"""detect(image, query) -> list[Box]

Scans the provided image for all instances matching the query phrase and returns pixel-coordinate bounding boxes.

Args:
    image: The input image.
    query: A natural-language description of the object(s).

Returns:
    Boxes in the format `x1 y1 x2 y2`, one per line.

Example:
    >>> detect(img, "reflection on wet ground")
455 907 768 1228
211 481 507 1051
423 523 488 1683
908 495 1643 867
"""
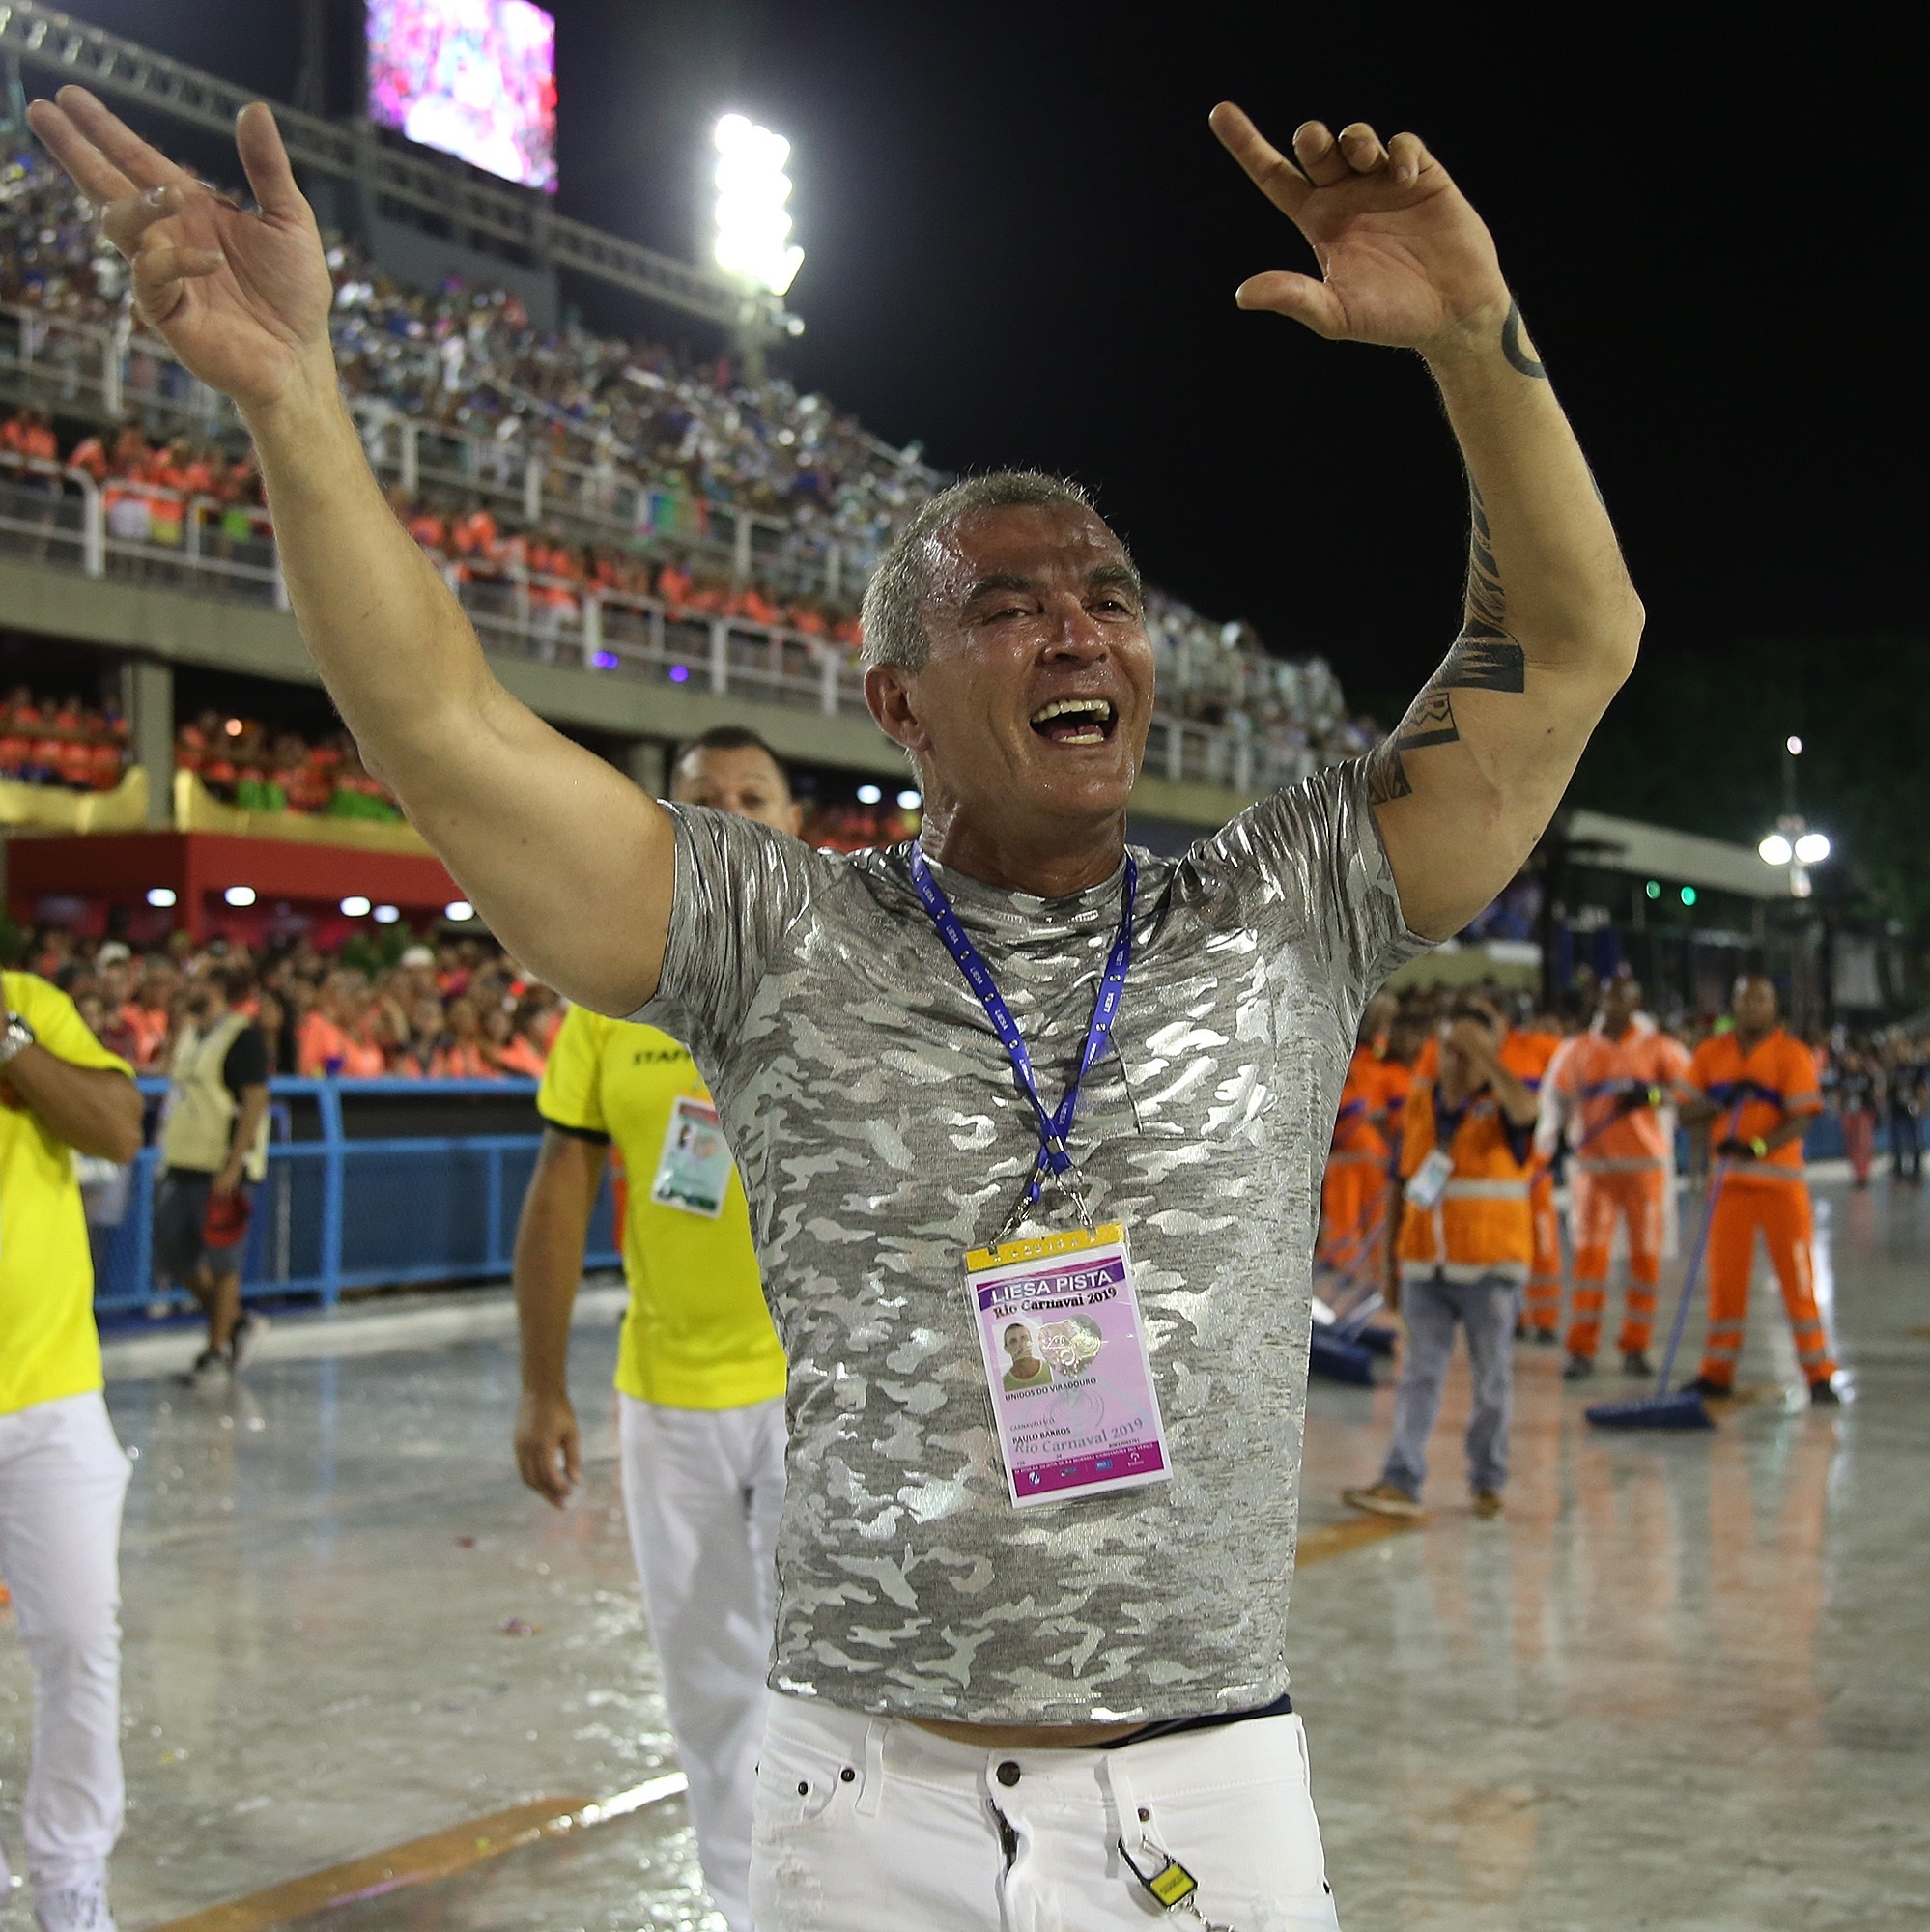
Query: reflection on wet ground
0 1179 1923 1930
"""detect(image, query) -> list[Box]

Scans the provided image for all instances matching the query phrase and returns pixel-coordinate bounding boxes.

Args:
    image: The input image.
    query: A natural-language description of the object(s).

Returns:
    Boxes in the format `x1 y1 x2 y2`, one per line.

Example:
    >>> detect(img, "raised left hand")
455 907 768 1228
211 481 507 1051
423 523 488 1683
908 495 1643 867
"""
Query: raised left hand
1210 104 1516 357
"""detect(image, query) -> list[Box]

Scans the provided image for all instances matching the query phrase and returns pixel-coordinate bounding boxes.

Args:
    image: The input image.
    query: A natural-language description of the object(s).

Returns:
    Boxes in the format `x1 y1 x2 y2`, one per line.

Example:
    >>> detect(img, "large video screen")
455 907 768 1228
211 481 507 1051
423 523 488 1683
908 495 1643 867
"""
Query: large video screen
367 0 558 194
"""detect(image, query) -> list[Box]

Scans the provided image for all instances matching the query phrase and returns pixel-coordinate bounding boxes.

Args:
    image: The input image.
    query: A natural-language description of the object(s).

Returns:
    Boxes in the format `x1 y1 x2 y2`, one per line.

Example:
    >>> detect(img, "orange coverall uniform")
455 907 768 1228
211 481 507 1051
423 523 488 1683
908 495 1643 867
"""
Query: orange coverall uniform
1550 1021 1692 1359
1321 1046 1408 1279
1687 1029 1833 1391
1502 1028 1564 1336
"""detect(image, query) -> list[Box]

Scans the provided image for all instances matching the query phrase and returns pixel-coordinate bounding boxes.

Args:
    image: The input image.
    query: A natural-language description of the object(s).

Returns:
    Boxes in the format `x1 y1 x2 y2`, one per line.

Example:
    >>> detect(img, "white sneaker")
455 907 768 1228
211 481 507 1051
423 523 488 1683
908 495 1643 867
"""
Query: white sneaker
34 1873 119 1932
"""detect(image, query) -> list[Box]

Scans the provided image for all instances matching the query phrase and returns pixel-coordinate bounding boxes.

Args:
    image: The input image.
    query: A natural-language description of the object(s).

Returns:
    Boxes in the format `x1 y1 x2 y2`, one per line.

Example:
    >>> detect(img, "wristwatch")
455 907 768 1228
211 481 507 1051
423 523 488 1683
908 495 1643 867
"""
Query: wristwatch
0 1010 36 1066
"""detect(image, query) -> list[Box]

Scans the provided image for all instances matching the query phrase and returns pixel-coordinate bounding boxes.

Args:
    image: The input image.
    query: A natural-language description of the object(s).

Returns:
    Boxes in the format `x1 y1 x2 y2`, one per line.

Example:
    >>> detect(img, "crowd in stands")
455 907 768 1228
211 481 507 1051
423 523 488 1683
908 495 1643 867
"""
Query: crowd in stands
173 708 403 819
18 924 561 1082
3 149 1383 770
1 669 920 842
0 683 128 790
389 487 866 652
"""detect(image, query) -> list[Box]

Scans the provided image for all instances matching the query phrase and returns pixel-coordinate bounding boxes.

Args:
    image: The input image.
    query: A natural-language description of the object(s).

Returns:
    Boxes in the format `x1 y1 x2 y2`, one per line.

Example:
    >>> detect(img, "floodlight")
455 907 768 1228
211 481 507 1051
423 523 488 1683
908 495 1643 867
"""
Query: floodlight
1794 832 1831 865
445 901 475 922
896 789 922 810
713 113 805 296
1785 735 1802 755
856 783 883 805
341 895 372 917
1758 834 1793 866
373 904 401 924
223 885 256 907
147 887 177 908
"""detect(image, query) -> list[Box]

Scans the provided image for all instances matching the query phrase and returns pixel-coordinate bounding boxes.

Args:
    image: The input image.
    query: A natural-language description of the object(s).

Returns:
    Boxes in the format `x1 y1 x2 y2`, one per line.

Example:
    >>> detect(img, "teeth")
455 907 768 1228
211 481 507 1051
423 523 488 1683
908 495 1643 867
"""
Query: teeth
1030 697 1114 725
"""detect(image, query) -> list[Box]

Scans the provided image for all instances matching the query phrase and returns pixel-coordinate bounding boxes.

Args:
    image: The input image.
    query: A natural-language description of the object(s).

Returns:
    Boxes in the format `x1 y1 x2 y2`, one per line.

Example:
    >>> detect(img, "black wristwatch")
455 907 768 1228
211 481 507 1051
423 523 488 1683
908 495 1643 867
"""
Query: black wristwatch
0 1010 36 1066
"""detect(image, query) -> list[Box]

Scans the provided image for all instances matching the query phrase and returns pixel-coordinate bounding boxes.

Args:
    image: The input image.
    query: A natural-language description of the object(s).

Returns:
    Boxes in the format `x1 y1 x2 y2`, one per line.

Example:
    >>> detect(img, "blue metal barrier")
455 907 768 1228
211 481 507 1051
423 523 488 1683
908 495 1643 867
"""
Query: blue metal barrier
96 1077 622 1313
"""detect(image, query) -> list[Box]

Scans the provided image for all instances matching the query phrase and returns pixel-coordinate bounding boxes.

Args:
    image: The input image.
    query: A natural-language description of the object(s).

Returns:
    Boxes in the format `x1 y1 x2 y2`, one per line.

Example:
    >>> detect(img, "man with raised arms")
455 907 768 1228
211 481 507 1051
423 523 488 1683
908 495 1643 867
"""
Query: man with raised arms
28 87 1641 1926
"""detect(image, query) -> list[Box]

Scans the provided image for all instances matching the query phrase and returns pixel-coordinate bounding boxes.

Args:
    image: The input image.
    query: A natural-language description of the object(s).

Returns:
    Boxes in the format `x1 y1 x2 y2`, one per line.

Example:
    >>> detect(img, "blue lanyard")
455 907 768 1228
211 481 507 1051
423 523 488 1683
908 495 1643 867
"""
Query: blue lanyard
907 844 1137 1216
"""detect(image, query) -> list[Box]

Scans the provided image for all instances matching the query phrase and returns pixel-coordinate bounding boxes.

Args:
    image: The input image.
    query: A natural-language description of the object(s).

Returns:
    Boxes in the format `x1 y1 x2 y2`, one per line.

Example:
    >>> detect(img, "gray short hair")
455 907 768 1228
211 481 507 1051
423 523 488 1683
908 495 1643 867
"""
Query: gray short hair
859 471 1104 674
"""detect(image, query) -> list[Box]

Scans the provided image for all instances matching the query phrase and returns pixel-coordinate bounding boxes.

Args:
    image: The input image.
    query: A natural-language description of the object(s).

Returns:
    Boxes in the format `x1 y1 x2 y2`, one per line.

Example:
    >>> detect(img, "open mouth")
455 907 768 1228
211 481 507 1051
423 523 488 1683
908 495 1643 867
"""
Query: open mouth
1029 696 1118 747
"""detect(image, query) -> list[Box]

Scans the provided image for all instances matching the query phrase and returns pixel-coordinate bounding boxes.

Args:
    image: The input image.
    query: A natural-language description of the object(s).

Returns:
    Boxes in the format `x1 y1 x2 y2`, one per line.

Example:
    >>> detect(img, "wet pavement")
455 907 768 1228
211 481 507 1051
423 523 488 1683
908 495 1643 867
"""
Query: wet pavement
1 1174 1924 1929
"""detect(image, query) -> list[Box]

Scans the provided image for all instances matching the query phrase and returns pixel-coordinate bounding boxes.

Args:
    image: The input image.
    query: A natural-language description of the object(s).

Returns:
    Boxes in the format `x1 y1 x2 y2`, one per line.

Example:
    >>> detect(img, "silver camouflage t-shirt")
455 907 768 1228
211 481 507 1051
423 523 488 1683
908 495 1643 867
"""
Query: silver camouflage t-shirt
640 758 1426 1724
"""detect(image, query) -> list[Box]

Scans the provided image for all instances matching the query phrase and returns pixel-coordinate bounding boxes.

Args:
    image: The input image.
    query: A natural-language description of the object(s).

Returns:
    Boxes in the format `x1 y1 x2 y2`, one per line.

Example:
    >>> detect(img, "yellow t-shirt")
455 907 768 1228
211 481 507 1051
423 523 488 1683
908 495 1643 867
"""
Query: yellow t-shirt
537 1008 785 1410
1 971 134 1416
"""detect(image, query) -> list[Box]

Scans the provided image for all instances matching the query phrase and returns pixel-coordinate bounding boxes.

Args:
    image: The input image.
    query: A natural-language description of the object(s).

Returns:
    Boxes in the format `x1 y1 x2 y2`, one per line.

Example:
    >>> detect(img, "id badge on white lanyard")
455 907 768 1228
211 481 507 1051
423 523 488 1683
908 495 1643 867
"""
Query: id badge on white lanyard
649 1093 733 1217
1405 1146 1455 1209
968 1222 1170 1507
908 847 1173 1508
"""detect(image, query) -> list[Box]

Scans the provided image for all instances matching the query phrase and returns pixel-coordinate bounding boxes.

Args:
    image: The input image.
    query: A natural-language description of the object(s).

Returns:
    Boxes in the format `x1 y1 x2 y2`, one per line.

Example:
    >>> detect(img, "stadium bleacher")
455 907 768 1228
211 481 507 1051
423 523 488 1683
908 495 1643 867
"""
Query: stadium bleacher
1 147 1379 809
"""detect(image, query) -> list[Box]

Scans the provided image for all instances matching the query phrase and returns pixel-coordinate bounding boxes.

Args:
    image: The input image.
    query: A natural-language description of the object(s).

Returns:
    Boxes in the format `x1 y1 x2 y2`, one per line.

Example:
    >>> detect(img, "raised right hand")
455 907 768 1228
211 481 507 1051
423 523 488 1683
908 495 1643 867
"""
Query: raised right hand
26 86 333 414
514 1388 582 1509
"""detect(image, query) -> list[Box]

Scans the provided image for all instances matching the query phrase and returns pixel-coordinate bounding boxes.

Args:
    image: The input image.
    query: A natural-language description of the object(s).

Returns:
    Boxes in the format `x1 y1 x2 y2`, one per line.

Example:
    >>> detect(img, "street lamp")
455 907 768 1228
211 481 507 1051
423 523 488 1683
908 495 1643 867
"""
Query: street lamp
1759 737 1831 898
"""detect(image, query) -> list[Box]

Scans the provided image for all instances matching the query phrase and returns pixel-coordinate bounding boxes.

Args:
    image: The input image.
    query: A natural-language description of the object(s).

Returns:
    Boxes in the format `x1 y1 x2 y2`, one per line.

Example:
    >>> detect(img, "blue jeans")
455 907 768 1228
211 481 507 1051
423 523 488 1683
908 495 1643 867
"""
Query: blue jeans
1382 1271 1518 1498
1890 1105 1921 1181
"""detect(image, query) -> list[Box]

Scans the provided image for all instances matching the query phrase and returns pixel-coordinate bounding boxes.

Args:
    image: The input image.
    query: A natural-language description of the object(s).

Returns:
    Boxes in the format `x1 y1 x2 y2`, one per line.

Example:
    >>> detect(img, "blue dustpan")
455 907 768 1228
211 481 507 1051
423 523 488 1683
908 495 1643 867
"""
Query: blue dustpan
1309 1328 1377 1386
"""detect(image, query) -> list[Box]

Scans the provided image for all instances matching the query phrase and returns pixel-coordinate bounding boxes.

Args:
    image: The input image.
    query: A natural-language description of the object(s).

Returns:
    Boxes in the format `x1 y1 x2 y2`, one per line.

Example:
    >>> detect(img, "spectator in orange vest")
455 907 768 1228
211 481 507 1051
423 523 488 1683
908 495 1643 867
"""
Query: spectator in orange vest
121 960 177 1069
483 1003 547 1077
66 432 109 482
655 557 693 611
1344 993 1540 1520
430 996 497 1078
5 406 59 466
1678 976 1836 1403
296 976 358 1076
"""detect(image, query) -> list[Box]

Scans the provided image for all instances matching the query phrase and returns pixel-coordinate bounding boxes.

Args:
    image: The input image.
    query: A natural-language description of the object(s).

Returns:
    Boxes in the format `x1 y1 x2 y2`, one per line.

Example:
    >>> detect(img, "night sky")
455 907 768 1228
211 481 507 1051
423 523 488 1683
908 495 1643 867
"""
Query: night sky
32 4 1916 726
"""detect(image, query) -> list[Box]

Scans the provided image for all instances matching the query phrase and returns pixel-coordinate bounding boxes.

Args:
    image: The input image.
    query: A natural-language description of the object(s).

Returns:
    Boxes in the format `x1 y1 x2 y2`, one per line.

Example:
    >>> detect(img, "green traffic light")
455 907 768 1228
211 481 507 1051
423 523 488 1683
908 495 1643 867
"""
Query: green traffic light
1681 886 1697 906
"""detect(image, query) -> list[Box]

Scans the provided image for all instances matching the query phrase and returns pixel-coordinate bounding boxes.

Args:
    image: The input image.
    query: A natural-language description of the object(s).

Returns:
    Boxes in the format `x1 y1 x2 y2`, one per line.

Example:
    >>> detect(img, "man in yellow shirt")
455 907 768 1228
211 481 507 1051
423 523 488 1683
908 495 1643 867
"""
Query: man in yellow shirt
513 726 798 1932
0 970 143 1932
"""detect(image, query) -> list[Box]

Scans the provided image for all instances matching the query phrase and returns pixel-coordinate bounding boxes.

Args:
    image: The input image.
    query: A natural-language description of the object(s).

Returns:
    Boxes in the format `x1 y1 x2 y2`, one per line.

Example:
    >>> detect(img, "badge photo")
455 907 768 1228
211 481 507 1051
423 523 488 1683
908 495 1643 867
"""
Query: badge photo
966 1223 1172 1509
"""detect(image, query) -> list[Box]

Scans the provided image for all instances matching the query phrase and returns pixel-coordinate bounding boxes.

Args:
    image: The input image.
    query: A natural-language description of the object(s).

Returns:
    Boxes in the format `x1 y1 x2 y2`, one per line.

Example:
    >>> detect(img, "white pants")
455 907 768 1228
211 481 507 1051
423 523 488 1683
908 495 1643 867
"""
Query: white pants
0 1391 130 1888
750 1693 1346 1931
618 1392 785 1932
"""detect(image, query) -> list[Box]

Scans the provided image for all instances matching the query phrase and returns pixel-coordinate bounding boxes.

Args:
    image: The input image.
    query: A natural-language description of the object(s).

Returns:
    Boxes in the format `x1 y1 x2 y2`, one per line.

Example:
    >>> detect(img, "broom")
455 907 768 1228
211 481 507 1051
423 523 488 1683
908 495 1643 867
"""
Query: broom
1584 1100 1741 1431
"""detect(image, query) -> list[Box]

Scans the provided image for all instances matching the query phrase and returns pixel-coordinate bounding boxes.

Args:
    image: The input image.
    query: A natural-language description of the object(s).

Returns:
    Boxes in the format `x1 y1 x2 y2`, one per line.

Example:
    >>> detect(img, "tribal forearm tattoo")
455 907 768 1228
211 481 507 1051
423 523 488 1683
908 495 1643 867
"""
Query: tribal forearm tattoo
1365 480 1527 806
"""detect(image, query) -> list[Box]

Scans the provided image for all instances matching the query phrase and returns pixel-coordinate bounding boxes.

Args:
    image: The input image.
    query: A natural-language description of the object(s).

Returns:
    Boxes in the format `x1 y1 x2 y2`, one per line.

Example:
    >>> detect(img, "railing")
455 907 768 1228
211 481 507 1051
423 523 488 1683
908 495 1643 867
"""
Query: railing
0 465 1317 793
93 1077 621 1313
0 299 882 599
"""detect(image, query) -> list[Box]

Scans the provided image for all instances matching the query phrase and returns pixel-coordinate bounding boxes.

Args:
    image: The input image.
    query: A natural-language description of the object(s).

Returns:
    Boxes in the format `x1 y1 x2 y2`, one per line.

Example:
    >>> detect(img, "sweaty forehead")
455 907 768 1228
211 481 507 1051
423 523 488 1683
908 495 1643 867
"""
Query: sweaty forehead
921 502 1129 606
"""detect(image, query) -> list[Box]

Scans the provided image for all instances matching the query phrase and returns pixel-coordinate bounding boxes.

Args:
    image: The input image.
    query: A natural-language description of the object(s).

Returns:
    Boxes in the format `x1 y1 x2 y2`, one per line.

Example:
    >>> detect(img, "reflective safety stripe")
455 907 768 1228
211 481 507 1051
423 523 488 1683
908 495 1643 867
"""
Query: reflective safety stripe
1575 1156 1668 1174
1440 1178 1531 1200
1401 1261 1531 1286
